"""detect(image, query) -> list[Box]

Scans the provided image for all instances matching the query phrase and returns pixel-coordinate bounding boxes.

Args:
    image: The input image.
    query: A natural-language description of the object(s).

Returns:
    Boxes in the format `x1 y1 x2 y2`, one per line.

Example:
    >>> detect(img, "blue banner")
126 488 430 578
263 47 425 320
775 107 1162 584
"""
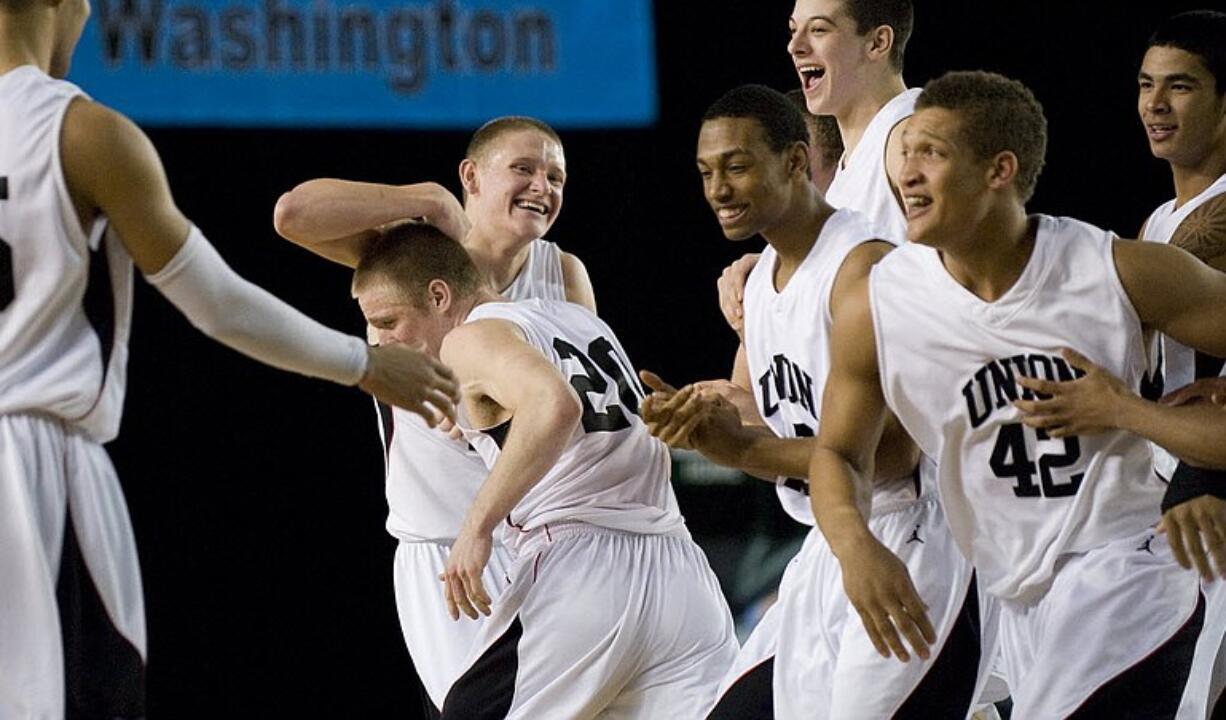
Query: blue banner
68 0 657 127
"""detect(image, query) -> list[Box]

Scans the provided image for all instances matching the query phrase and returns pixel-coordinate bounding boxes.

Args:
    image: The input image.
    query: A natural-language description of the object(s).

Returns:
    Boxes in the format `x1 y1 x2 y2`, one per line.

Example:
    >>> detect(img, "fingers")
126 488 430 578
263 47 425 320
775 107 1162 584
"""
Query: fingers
854 605 894 660
1015 375 1058 397
1166 514 1192 571
1059 347 1095 373
460 569 492 617
1184 524 1215 582
423 389 458 425
639 370 678 395
439 571 462 621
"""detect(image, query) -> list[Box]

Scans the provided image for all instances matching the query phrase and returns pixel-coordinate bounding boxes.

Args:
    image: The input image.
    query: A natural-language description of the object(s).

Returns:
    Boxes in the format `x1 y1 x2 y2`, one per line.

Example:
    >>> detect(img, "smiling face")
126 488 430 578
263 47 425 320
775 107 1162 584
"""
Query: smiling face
897 107 996 248
787 0 874 116
462 128 566 245
1138 45 1226 169
696 117 799 241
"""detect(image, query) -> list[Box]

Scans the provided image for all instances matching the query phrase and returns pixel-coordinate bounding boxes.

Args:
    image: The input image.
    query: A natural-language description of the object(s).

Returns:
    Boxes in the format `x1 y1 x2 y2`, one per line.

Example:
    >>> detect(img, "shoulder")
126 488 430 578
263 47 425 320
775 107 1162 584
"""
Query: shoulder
440 317 527 367
62 99 161 194
559 250 597 312
1172 192 1226 272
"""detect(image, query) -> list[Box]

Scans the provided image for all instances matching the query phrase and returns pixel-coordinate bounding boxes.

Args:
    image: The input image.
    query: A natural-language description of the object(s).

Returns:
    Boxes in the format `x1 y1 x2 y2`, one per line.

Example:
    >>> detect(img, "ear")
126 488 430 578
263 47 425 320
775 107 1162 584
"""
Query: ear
458 158 479 198
426 278 454 313
986 151 1020 192
787 141 811 180
865 24 895 64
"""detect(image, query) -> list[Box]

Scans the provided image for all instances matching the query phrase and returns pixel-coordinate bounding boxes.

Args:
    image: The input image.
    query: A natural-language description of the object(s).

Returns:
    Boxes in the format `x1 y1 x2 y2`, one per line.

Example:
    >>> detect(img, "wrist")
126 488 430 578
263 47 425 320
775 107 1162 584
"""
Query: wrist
821 506 875 561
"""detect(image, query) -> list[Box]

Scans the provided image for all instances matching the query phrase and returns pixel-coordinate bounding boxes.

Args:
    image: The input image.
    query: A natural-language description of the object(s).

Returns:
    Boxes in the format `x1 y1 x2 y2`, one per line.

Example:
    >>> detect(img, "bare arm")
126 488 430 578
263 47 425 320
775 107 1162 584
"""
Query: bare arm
61 98 458 419
809 274 934 662
560 251 597 312
437 318 582 619
1115 239 1226 358
272 179 470 267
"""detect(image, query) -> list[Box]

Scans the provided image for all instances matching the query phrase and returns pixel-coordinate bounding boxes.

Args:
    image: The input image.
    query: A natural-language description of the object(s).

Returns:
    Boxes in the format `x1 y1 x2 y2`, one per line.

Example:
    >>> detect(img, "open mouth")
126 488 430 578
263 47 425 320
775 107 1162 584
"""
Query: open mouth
903 195 932 219
798 65 826 92
1146 123 1177 142
716 204 749 224
514 199 549 216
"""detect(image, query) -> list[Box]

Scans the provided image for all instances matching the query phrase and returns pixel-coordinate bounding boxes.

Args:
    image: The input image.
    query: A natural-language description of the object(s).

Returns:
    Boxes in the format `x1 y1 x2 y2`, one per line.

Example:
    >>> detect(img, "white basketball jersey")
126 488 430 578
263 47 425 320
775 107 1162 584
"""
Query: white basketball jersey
378 238 569 542
825 88 919 243
870 215 1160 602
0 66 133 443
1141 173 1226 479
743 209 893 525
460 298 684 539
501 238 566 300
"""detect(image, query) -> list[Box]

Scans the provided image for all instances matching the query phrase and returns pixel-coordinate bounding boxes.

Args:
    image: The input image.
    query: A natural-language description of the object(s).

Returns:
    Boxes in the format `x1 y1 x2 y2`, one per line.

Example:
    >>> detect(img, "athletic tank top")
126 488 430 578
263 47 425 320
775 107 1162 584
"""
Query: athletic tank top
380 238 569 542
0 66 133 443
502 238 565 301
460 298 684 539
871 215 1159 602
744 209 904 525
1141 173 1226 479
825 88 919 243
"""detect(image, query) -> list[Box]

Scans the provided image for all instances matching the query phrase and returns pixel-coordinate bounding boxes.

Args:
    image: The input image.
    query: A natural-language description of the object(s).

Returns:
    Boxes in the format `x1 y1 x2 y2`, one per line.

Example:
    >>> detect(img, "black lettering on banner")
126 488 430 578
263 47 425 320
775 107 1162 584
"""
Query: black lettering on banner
989 422 1084 498
0 176 12 311
553 337 644 433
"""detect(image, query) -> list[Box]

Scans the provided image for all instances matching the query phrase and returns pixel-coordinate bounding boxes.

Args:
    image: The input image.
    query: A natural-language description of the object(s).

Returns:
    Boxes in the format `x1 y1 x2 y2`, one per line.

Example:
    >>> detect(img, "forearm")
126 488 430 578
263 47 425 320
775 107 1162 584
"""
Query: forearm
147 226 367 385
1119 394 1226 469
274 180 458 247
809 446 875 559
699 426 812 479
461 396 581 534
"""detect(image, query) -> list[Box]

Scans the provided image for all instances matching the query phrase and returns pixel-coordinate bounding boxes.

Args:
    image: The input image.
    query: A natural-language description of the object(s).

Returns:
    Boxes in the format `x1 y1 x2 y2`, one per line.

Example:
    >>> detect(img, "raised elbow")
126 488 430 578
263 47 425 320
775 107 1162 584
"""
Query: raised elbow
272 188 311 240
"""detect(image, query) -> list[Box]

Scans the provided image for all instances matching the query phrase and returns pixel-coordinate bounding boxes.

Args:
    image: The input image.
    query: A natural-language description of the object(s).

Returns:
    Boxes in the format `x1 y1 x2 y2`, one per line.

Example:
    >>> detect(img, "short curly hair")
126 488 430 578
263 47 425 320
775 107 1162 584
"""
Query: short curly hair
786 88 844 167
703 84 809 154
916 71 1048 203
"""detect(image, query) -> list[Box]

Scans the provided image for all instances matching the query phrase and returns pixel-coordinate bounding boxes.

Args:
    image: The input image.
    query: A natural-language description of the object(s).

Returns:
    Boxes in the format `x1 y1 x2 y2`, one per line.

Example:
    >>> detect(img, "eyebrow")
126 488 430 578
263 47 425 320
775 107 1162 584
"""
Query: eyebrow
792 14 838 25
697 148 754 163
1138 71 1203 84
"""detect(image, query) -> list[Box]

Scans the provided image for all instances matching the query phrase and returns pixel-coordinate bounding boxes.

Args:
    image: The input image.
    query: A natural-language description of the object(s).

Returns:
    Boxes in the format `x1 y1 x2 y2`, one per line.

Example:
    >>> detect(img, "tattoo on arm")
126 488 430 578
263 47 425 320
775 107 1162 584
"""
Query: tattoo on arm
1172 194 1226 266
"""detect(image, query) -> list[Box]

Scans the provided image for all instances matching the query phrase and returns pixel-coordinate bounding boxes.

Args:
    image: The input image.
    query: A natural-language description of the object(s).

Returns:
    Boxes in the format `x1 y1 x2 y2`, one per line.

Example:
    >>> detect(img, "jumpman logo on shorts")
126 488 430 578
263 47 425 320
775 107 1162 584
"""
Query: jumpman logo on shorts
906 524 924 544
1137 535 1155 554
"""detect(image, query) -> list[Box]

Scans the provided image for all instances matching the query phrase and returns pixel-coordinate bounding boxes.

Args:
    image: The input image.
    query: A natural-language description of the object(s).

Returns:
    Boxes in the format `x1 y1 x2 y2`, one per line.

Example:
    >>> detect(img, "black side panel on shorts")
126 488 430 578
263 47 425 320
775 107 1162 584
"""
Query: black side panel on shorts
707 657 775 720
893 575 981 719
57 510 146 720
439 616 523 719
1070 592 1205 719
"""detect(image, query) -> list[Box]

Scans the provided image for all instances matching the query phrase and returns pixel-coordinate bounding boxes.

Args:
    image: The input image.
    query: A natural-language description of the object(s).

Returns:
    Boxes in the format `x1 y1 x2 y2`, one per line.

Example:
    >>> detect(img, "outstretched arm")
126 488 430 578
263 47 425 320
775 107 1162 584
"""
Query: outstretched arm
273 179 470 267
61 98 458 421
810 275 935 662
437 318 582 620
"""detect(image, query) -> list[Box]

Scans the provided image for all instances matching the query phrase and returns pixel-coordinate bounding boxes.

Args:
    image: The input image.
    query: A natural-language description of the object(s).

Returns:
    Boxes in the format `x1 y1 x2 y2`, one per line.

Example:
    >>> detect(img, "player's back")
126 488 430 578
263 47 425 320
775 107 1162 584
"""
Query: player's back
0 66 131 442
462 298 684 539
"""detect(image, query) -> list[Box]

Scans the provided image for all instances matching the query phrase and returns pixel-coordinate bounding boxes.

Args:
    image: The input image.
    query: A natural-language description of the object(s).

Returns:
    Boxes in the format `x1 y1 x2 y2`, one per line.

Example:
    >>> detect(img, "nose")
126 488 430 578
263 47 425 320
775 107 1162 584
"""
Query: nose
787 28 807 58
1145 86 1170 115
898 154 921 189
707 172 732 203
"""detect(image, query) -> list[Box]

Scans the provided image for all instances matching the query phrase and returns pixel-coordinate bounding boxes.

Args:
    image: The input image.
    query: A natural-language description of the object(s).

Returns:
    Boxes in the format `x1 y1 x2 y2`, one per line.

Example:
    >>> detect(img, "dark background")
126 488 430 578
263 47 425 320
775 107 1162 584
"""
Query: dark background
100 0 1215 715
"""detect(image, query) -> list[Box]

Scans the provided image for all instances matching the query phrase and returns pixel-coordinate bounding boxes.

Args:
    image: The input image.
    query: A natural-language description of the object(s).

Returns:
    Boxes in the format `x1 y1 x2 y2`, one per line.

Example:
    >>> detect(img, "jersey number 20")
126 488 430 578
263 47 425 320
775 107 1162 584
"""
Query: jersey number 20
553 337 643 433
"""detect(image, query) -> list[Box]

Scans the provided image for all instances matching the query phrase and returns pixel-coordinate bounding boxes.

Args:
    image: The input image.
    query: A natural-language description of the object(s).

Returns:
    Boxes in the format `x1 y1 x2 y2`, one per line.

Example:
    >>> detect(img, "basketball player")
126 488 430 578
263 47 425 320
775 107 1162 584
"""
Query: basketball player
810 70 1226 718
643 84 986 719
0 0 459 715
273 117 598 714
719 0 916 349
348 223 737 718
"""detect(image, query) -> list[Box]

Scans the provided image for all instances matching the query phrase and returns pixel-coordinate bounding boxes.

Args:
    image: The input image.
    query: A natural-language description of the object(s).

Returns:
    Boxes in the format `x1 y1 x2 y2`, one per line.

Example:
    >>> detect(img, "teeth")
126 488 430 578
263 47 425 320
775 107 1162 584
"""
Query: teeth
718 206 745 219
514 200 548 214
904 196 931 207
797 65 824 78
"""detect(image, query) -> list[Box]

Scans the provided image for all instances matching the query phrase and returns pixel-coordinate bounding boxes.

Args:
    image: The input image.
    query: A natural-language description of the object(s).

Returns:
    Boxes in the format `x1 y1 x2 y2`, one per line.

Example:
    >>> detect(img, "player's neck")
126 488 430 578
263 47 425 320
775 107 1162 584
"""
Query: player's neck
1169 144 1226 208
939 206 1034 303
464 225 534 294
455 289 502 324
836 75 906 162
0 15 53 75
763 185 833 289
